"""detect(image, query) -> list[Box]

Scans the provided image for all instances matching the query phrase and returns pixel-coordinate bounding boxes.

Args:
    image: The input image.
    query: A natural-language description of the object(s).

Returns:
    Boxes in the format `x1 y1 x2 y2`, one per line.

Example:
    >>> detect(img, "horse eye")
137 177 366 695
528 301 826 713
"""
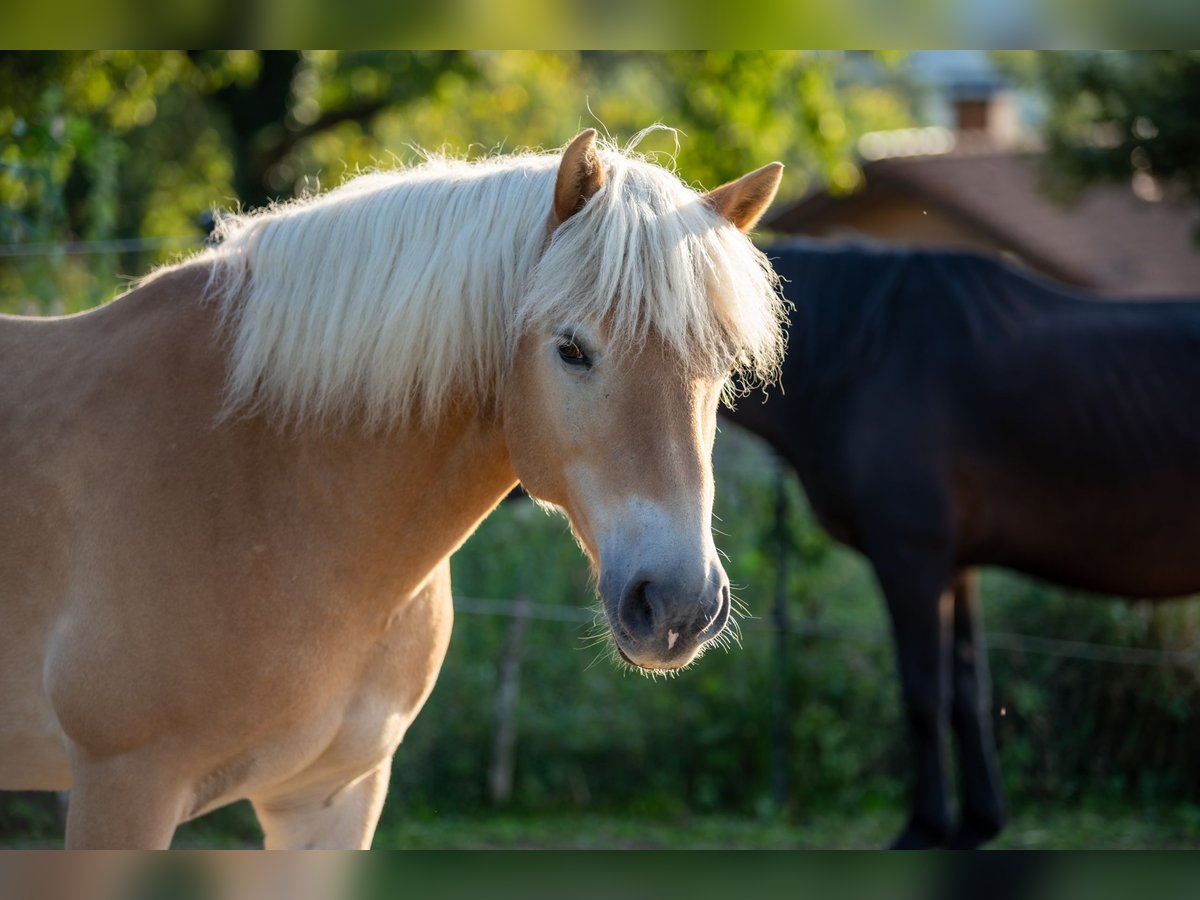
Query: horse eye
557 339 590 368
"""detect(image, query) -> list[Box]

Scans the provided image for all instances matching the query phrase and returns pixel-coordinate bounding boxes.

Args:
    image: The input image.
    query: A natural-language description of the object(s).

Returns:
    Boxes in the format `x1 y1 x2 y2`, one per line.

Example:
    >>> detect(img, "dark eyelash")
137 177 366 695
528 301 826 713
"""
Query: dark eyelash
557 338 591 369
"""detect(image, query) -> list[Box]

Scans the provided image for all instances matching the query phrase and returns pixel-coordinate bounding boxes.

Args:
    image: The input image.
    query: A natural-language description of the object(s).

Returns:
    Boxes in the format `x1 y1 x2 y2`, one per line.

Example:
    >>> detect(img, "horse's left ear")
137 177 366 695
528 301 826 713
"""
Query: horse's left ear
551 129 606 228
704 162 784 233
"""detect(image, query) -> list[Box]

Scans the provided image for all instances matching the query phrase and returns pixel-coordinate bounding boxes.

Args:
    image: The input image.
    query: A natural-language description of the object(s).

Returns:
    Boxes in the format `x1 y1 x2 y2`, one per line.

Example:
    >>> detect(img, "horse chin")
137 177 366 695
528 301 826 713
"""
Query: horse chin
612 635 703 672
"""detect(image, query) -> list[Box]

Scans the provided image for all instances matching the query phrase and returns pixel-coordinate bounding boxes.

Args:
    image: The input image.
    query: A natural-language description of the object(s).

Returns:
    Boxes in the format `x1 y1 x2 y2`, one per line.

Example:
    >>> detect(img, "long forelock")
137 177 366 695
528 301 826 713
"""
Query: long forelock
517 148 787 399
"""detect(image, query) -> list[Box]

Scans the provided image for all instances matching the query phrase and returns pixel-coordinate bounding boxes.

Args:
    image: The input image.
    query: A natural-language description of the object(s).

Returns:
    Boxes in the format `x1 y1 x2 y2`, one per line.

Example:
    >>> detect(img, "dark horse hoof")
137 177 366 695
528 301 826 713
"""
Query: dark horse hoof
946 815 1005 850
888 819 950 849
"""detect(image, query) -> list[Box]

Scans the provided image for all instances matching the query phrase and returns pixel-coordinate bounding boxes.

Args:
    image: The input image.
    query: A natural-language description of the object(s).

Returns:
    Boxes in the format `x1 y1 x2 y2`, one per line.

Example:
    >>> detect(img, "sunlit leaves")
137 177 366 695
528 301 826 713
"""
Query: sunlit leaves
1 51 914 314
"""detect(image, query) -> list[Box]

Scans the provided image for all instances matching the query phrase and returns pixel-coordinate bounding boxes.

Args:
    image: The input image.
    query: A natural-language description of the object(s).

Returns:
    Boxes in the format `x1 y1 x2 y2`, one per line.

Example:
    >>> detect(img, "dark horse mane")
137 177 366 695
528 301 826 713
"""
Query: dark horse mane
764 237 1114 390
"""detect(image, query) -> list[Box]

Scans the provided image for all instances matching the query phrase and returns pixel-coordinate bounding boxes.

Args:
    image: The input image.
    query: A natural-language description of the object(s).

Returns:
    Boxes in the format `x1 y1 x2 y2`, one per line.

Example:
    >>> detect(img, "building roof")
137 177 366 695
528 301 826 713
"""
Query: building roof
764 150 1200 297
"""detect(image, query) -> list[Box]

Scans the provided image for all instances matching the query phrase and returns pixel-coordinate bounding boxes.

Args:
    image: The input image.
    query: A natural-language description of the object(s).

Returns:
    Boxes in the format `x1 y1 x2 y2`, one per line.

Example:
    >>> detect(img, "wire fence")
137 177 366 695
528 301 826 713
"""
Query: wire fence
453 594 1200 669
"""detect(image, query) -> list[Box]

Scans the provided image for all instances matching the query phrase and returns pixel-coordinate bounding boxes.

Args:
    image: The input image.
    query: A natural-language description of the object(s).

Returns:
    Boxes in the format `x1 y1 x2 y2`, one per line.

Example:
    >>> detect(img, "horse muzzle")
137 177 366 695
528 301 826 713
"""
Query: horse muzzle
599 564 731 670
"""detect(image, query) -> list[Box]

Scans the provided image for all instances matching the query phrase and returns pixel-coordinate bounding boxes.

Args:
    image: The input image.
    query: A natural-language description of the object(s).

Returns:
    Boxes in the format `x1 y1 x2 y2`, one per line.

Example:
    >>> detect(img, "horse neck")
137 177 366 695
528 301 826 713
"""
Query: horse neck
111 266 518 607
776 245 906 396
270 402 518 593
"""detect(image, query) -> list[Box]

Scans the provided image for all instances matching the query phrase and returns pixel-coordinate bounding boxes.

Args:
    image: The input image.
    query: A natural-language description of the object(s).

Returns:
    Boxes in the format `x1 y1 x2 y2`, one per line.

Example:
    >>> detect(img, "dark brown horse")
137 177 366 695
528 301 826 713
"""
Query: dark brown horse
725 238 1200 848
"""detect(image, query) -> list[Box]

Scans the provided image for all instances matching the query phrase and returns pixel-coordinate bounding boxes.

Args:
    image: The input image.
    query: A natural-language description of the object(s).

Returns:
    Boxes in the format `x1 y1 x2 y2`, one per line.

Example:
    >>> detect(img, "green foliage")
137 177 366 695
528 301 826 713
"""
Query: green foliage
1 51 911 315
0 792 59 845
986 573 1200 804
999 51 1200 230
0 51 250 312
645 51 908 195
369 52 909 196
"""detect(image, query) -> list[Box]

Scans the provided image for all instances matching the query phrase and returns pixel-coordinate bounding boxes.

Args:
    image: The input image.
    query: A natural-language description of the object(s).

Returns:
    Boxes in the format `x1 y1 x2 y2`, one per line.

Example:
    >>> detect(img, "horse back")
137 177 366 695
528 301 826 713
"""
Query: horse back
752 280 1200 598
943 296 1200 594
2 265 217 576
0 264 225 561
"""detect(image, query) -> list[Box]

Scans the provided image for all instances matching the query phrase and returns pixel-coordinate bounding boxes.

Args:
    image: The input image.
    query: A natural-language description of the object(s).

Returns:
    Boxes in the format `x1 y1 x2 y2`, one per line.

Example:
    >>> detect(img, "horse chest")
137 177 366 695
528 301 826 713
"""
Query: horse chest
774 408 866 550
272 568 453 785
188 579 453 816
789 452 863 549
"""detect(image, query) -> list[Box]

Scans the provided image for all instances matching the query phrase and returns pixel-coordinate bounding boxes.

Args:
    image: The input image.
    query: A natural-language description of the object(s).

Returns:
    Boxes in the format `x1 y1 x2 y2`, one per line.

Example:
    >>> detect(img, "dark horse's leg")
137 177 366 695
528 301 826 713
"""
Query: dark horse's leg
947 569 1006 848
869 542 955 848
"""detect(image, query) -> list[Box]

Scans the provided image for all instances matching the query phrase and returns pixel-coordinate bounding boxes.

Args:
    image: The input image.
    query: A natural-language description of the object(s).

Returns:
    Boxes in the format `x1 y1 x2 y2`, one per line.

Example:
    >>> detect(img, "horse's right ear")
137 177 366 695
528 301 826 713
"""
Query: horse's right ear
704 162 784 233
550 129 605 228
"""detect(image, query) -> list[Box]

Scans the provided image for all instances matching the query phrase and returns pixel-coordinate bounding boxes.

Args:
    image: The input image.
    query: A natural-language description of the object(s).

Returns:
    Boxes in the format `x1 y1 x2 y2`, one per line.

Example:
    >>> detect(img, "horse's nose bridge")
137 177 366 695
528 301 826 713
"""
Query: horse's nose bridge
616 443 714 552
612 369 712 497
596 491 732 666
592 487 715 600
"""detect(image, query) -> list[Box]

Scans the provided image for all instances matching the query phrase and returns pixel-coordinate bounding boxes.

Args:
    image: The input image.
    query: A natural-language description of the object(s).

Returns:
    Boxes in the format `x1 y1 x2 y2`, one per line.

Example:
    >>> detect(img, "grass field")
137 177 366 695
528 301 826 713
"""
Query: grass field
373 807 1200 850
155 803 1200 849
4 801 1195 848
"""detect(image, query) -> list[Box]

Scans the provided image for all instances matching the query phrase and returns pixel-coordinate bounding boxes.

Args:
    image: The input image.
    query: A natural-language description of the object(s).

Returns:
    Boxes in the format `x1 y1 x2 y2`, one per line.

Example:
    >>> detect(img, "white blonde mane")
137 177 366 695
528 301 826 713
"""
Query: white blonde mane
190 135 785 428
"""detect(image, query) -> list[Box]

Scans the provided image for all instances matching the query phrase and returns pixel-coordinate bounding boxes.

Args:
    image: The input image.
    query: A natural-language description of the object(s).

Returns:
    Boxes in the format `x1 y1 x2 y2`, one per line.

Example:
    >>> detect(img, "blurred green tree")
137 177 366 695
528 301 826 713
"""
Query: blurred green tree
0 51 911 313
1001 51 1200 232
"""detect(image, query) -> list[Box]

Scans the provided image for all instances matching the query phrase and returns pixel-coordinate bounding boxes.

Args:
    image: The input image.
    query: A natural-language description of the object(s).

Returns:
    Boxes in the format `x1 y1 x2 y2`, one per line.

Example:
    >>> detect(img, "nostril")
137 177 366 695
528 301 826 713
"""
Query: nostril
618 580 656 638
699 582 731 634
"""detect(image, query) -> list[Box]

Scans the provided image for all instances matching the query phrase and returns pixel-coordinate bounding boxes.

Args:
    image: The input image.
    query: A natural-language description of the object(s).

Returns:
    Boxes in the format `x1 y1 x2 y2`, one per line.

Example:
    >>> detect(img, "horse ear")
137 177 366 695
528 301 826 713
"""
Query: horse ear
551 129 605 228
704 162 784 233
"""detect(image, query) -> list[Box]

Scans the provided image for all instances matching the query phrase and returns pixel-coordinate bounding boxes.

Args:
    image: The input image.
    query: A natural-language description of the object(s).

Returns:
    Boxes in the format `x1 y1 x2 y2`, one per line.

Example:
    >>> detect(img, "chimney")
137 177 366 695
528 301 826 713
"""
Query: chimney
951 85 1019 148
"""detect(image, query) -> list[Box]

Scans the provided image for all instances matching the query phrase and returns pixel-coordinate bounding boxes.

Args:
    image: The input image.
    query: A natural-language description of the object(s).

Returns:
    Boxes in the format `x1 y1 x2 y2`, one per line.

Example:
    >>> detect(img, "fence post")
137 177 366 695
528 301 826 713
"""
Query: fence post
771 456 792 812
489 595 531 805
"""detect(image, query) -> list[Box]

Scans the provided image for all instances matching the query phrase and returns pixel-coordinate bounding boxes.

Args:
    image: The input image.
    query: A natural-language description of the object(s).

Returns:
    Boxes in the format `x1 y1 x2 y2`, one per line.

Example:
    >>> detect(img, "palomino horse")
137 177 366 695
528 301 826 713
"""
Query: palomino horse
0 130 786 848
725 238 1200 849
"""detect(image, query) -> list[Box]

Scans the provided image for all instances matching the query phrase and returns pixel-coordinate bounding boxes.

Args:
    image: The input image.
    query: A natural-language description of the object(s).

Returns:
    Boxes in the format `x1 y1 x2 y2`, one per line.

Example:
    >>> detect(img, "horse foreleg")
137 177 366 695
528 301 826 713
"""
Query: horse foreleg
65 751 187 849
947 568 1006 848
869 544 955 849
215 850 354 899
252 761 392 849
6 850 142 898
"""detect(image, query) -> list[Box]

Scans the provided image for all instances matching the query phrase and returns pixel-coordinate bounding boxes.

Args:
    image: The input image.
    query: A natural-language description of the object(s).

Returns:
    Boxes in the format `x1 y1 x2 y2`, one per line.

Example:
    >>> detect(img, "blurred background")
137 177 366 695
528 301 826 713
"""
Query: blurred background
3 50 1200 848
